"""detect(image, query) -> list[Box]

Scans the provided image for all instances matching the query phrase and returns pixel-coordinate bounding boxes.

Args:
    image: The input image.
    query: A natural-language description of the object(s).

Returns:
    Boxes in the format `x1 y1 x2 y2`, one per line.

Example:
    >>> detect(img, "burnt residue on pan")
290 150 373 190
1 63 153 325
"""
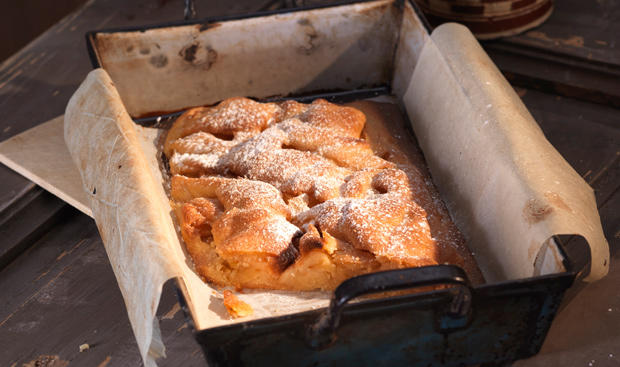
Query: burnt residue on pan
94 33 158 63
523 198 554 224
150 54 169 68
181 43 199 62
296 18 320 55
198 22 221 32
179 42 218 69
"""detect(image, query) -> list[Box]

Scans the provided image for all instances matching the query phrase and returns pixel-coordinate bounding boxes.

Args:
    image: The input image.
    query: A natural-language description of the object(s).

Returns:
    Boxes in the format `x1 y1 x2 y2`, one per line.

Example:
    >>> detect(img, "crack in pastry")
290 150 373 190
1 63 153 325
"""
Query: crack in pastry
165 97 482 290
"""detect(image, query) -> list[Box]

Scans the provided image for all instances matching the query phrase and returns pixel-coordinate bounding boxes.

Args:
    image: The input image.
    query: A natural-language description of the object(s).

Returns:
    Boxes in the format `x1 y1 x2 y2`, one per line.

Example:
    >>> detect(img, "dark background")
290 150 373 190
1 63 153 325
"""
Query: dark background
0 0 88 63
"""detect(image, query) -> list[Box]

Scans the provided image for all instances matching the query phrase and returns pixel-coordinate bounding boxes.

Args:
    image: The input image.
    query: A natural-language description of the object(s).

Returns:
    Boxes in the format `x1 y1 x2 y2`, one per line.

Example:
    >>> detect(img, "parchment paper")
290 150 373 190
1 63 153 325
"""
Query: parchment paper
0 21 608 367
0 116 91 216
402 23 609 283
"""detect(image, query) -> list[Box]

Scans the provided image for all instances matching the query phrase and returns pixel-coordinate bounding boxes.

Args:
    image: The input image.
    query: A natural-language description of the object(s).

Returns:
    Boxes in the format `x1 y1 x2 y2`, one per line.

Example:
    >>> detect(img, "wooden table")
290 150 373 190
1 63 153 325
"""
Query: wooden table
0 1 618 366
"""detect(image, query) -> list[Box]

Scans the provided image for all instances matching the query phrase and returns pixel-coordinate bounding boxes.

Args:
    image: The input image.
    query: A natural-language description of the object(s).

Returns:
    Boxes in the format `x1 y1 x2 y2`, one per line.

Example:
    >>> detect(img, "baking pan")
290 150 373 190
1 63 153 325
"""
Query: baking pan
78 0 606 365
182 265 574 366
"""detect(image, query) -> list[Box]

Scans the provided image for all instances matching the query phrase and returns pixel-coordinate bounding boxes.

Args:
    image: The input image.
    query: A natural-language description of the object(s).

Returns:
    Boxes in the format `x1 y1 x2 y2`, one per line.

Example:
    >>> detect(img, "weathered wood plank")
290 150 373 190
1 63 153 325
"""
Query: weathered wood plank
483 0 620 107
501 0 620 67
485 46 620 108
0 209 142 366
0 188 67 270
0 0 88 63
518 88 620 203
0 209 202 366
0 169 36 213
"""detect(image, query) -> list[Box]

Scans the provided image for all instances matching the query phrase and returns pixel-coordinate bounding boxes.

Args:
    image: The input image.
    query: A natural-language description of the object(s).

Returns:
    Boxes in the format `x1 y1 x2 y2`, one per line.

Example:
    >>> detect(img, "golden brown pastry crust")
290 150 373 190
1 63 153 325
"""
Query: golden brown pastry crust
165 97 483 290
222 290 253 318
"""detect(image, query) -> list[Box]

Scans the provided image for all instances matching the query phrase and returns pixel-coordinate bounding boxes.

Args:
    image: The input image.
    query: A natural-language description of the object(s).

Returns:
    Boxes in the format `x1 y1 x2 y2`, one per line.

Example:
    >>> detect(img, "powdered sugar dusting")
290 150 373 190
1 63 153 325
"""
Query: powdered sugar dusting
266 217 301 246
165 97 479 287
170 152 220 174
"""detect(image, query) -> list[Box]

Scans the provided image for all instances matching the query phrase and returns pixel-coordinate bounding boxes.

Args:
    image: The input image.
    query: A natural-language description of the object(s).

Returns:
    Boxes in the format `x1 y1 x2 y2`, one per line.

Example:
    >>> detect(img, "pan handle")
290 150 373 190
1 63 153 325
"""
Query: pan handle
306 265 472 349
